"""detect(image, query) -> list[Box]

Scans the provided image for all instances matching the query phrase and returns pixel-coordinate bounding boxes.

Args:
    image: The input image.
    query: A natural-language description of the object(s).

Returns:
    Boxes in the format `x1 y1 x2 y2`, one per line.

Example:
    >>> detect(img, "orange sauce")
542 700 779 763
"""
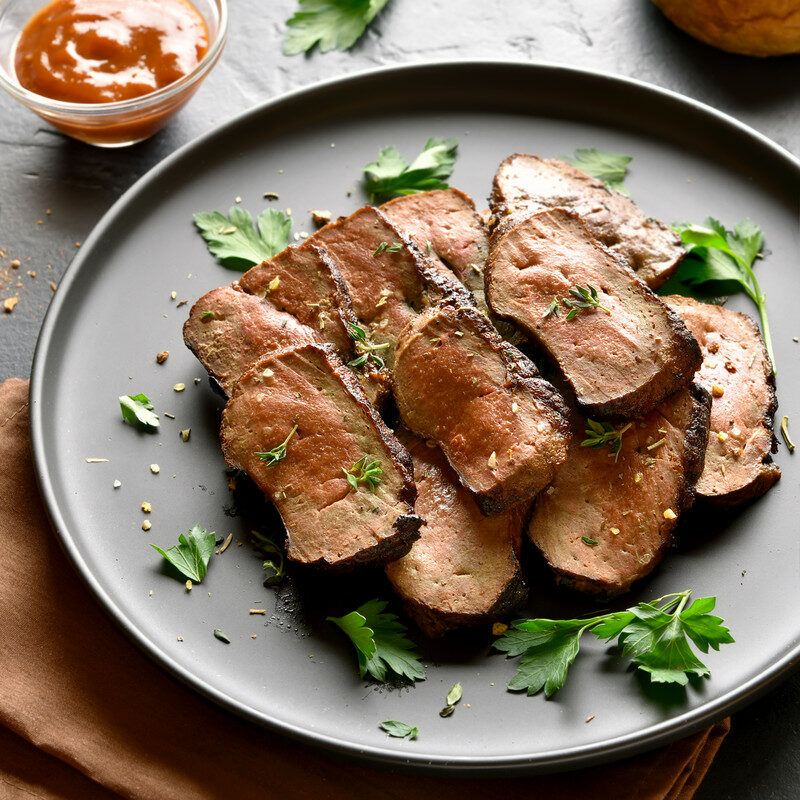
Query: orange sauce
15 0 209 104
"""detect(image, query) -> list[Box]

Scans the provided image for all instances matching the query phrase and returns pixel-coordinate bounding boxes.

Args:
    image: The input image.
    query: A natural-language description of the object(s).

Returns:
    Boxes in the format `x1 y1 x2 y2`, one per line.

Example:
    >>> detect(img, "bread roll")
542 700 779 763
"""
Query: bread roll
653 0 800 56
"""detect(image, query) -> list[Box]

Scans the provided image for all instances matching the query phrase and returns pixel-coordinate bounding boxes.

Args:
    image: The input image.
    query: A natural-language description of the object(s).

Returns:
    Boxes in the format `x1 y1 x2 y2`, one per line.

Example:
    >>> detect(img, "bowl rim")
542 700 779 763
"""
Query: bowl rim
0 0 228 114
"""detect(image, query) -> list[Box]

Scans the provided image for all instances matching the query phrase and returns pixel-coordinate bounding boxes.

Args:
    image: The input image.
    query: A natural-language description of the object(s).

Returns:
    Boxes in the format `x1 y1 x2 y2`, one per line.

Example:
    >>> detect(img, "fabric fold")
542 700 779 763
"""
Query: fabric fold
0 378 728 800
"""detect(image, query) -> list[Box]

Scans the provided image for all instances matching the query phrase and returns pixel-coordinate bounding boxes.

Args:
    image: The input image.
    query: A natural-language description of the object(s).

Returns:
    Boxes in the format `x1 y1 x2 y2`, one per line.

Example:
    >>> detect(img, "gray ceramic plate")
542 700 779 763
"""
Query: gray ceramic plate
30 62 800 773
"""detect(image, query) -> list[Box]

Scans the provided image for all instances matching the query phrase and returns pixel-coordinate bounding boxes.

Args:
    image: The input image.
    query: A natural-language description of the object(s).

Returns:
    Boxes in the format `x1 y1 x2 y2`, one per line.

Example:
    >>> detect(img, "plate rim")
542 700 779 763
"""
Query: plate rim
29 59 800 773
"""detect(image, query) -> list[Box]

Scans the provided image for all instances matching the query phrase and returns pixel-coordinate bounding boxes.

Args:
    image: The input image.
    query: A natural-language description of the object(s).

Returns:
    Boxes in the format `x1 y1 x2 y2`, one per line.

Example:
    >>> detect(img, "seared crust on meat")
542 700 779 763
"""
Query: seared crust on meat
529 382 711 597
665 295 781 505
381 188 490 312
490 154 684 288
309 206 474 366
240 242 356 356
221 343 422 569
394 301 572 514
386 431 527 637
183 285 317 395
486 209 702 419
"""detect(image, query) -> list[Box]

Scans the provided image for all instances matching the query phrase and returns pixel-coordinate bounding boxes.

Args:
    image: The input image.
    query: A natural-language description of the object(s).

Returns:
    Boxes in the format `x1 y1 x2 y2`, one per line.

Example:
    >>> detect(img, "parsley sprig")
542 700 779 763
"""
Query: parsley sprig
193 207 292 270
363 137 458 203
119 393 159 432
151 525 216 583
347 322 390 370
343 455 383 492
328 599 425 683
581 419 633 462
283 0 391 55
565 147 632 195
494 590 734 698
659 217 774 372
256 424 299 467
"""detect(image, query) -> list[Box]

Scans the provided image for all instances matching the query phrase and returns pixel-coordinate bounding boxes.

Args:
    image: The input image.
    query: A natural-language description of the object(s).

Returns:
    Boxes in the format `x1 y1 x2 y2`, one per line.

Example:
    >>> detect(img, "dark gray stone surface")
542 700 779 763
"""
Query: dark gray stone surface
1 1 798 795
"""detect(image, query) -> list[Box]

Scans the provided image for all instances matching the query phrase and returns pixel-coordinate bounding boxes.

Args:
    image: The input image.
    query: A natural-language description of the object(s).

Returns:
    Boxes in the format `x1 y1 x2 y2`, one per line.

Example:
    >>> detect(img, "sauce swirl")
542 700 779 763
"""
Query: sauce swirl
15 0 209 104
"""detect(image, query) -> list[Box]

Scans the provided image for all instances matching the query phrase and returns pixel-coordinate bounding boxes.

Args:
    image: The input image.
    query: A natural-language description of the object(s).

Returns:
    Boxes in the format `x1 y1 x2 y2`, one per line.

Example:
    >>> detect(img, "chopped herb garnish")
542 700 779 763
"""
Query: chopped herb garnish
250 530 286 585
380 720 418 740
781 415 795 453
200 310 215 320
581 536 599 546
581 419 632 462
363 137 458 203
347 322 390 370
151 525 216 583
213 628 231 644
256 424 299 467
564 148 632 195
328 599 425 683
562 284 611 320
283 0 391 55
440 681 462 716
446 682 463 705
493 590 734 697
119 393 160 432
343 455 383 492
193 207 292 270
543 297 560 319
658 218 774 372
373 241 403 255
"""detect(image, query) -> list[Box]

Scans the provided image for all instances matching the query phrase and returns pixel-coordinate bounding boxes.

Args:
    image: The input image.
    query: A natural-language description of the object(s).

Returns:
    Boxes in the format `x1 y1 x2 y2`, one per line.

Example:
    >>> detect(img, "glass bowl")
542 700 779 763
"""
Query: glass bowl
0 0 228 147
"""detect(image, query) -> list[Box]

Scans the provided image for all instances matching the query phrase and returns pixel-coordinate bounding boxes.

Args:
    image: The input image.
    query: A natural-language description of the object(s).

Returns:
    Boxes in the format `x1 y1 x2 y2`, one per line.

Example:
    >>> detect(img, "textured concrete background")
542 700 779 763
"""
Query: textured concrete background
1 1 799 795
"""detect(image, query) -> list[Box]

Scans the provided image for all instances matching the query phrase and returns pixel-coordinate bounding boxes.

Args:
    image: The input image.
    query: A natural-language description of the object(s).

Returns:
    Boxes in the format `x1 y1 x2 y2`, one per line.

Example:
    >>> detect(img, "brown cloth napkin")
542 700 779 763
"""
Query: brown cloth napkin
0 378 729 800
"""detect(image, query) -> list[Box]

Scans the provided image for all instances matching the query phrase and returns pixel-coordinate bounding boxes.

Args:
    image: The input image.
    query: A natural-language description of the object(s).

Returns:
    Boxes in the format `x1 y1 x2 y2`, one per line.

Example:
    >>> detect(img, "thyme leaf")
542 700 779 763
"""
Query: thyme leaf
343 455 383 492
256 424 299 467
580 419 632 462
562 284 611 320
347 322 390 371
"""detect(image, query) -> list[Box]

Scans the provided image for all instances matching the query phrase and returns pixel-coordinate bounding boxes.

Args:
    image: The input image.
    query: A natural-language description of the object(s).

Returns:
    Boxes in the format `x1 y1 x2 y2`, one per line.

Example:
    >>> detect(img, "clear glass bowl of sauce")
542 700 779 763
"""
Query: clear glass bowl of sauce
0 0 227 146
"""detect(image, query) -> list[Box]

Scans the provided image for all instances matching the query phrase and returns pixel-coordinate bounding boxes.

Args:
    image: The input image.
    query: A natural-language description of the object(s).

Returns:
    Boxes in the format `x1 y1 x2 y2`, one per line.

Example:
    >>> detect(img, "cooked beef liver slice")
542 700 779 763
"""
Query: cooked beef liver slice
386 431 527 637
529 383 711 597
491 154 684 288
381 188 490 312
239 242 355 356
183 285 316 395
310 206 470 370
665 295 780 505
487 208 701 419
221 343 422 568
393 301 571 514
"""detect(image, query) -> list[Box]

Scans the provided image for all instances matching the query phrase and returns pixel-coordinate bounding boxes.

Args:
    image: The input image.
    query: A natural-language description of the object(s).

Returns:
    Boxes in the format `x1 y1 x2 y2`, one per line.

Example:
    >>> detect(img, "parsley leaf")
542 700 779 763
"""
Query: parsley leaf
119 393 159 432
565 147 632 195
380 720 418 739
193 207 292 271
363 137 458 203
151 525 216 583
283 0 390 55
658 217 774 371
328 599 425 683
493 591 733 697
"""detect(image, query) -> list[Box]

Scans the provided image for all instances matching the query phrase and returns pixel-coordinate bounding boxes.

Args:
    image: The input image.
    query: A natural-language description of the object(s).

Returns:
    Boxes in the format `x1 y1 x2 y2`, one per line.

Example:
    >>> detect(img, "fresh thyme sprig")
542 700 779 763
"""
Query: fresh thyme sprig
256 424 298 467
343 455 383 492
562 284 611 320
581 419 633 462
542 297 560 319
347 322 390 370
250 530 285 585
